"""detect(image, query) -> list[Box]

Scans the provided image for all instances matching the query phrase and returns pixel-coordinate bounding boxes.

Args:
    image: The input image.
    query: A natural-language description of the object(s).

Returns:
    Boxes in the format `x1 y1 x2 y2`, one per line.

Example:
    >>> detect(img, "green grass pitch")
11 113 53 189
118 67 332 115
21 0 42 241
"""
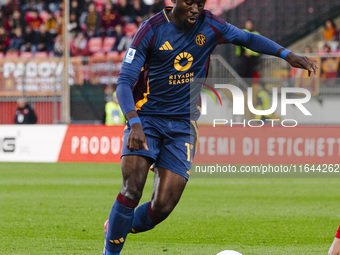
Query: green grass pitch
0 162 339 254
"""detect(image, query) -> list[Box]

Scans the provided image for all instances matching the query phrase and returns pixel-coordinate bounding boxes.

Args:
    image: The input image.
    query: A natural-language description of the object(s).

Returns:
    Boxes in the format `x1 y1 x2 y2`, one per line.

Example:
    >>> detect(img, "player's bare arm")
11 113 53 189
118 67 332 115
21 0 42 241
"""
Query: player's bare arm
125 111 148 152
328 237 340 255
329 226 340 255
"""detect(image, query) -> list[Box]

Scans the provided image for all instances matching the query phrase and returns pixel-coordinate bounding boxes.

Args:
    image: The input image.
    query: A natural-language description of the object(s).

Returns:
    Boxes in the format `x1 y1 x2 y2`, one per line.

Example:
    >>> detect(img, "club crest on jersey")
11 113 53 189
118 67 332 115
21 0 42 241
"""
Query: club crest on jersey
174 52 193 72
195 34 206 46
124 48 136 63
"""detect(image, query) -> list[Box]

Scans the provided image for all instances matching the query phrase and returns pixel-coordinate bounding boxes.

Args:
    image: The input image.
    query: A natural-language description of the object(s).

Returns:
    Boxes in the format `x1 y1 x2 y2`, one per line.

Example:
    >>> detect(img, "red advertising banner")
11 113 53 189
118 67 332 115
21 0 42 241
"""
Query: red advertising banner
58 125 125 163
194 126 340 164
58 125 340 164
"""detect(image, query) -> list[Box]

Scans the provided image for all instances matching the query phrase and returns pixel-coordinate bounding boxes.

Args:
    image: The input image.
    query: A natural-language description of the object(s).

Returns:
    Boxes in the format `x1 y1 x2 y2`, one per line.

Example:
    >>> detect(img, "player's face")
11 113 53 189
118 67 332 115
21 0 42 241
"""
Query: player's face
171 0 205 29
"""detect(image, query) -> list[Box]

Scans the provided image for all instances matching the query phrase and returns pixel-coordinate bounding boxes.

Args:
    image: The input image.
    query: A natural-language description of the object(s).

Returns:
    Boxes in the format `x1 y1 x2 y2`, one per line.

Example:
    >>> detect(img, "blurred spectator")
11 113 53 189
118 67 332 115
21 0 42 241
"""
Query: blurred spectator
323 43 332 53
1 0 18 17
100 2 124 37
116 0 135 24
46 0 61 14
81 3 100 37
36 24 54 53
55 14 63 35
304 46 313 54
54 34 63 57
69 12 81 37
112 24 131 52
14 98 37 124
35 0 48 13
324 20 339 42
0 11 9 30
45 11 57 38
8 10 25 34
8 27 23 51
104 92 125 125
21 25 37 53
70 0 82 20
0 26 9 53
254 82 271 121
150 0 164 16
70 32 89 56
83 0 92 13
235 19 261 82
132 0 149 24
26 9 44 31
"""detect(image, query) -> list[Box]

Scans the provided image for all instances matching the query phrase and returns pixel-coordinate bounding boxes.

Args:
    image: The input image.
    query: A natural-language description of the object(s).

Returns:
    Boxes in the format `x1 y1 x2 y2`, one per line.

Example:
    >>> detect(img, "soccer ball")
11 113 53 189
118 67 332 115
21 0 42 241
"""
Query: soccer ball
216 250 243 255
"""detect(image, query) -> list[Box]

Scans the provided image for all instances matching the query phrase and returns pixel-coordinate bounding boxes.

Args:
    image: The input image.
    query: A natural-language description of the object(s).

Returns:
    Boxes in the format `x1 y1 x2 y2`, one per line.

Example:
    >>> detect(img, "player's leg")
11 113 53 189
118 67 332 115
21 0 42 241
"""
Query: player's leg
131 167 187 233
130 118 196 234
104 155 153 255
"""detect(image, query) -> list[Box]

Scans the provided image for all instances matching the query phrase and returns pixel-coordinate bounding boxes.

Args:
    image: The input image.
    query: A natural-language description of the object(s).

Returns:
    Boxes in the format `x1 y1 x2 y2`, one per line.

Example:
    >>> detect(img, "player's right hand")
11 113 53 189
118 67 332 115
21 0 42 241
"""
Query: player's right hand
127 123 149 152
285 52 319 76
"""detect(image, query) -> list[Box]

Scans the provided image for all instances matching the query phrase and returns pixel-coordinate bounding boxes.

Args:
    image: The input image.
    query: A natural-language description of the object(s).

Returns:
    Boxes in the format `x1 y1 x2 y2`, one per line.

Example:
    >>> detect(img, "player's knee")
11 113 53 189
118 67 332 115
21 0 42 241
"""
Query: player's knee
120 186 143 202
151 198 177 220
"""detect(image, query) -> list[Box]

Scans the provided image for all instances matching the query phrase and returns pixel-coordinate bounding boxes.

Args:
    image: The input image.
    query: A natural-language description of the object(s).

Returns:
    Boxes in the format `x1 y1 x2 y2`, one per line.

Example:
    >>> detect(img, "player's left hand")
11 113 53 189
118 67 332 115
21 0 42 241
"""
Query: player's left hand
285 52 319 77
328 237 340 255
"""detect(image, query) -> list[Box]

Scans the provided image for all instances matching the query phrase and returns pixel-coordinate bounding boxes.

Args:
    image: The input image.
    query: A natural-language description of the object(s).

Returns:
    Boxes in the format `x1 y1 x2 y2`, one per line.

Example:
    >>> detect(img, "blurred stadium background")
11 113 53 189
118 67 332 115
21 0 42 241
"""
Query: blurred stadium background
0 0 339 125
1 1 340 254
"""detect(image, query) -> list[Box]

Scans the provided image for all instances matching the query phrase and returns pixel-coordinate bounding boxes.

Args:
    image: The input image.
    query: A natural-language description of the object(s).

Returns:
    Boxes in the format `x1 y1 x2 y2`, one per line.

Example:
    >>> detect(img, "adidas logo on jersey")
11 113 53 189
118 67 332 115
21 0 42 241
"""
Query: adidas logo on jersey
159 41 173 50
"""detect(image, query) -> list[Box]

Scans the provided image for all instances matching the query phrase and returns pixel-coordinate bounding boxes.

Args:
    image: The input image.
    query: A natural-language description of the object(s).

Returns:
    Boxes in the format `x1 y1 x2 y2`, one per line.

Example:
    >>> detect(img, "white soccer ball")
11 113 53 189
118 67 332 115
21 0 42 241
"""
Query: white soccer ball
216 250 243 255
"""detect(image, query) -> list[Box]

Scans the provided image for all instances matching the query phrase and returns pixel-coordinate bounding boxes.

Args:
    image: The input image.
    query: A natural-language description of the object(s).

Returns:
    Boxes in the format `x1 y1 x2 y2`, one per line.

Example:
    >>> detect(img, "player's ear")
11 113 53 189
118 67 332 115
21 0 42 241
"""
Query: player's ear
171 0 176 4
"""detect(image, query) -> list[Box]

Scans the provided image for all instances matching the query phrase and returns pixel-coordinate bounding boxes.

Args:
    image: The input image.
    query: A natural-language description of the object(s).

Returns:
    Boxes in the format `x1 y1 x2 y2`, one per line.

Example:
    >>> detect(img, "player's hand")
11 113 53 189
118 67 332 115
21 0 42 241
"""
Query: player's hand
126 123 149 152
285 52 319 77
328 237 340 255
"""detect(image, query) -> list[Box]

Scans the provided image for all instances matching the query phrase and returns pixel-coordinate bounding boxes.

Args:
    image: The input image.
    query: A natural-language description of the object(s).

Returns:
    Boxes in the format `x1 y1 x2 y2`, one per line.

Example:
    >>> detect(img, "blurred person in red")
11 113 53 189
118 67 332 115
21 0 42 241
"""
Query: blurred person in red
14 98 37 124
70 32 89 56
26 9 43 31
328 225 340 255
100 2 124 37
0 26 10 54
0 11 9 31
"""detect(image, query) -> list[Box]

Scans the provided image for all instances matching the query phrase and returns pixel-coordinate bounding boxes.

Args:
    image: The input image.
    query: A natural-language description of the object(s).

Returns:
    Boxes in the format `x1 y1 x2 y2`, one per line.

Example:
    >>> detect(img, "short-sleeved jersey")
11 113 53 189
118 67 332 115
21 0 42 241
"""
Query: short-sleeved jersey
117 7 280 120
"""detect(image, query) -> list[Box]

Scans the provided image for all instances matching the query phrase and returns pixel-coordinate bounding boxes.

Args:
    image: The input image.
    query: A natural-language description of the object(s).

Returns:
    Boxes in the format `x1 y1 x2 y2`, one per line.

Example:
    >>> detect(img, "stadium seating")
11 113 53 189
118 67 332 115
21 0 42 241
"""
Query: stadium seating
107 51 120 58
20 52 33 59
93 51 105 57
5 52 19 58
35 52 48 58
103 37 117 52
88 37 103 54
124 23 138 38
